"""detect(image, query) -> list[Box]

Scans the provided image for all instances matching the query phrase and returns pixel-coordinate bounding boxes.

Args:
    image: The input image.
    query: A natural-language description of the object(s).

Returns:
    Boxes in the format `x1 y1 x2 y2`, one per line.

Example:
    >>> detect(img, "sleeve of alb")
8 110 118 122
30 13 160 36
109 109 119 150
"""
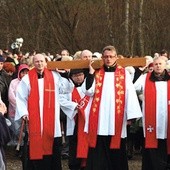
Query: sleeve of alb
86 73 95 90
59 72 69 79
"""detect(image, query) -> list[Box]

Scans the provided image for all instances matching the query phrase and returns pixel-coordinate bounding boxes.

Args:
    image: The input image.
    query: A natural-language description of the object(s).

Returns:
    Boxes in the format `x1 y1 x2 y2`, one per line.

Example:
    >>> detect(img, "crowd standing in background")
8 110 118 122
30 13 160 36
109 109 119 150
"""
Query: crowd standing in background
0 47 169 170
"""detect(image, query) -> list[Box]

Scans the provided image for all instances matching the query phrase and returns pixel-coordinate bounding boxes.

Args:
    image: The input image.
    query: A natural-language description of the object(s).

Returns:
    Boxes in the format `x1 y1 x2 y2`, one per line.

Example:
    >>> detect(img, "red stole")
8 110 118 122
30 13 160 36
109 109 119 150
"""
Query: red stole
72 87 90 158
88 66 125 149
145 73 170 154
28 68 55 160
168 83 170 155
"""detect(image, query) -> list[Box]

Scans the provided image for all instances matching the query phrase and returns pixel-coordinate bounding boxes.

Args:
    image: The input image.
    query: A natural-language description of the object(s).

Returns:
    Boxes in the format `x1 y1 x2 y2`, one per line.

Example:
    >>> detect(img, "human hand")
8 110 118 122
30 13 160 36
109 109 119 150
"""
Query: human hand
56 68 68 73
0 102 7 115
22 115 29 121
89 60 95 74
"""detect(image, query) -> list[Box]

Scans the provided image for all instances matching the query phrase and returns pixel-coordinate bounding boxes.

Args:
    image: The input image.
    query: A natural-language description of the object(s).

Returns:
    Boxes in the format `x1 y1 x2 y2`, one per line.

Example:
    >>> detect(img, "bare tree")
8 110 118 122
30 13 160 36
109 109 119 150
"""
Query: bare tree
138 0 144 56
104 0 114 44
124 0 130 55
34 0 82 53
0 0 169 55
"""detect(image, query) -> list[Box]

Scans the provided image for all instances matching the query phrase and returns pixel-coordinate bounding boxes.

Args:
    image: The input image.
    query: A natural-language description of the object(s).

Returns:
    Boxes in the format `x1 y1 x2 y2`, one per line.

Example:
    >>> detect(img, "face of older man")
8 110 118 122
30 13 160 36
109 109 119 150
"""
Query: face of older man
33 54 47 74
153 57 166 75
81 50 93 60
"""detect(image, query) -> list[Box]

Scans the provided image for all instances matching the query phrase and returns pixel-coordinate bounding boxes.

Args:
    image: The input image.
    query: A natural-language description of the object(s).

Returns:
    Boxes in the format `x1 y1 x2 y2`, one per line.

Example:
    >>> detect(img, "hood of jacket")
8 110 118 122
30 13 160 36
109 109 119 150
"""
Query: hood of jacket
17 64 29 80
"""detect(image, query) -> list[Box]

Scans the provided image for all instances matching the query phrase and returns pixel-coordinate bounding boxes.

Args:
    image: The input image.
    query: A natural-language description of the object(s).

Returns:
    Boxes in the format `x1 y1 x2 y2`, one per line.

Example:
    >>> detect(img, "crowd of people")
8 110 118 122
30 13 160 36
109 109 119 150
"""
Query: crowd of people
0 46 170 170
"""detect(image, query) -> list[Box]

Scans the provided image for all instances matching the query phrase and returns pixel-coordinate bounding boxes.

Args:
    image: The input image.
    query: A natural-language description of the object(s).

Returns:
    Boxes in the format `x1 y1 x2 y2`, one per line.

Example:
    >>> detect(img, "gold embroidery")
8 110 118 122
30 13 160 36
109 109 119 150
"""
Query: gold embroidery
117 91 124 95
96 97 100 102
96 82 102 87
99 77 103 81
93 108 96 112
94 104 98 108
95 89 100 94
115 67 125 115
116 99 123 104
117 110 121 114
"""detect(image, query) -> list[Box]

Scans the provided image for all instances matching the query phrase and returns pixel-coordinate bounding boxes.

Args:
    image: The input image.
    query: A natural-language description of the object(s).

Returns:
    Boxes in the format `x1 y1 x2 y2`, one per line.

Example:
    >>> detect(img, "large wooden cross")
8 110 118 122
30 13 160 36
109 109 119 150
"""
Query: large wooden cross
47 58 146 70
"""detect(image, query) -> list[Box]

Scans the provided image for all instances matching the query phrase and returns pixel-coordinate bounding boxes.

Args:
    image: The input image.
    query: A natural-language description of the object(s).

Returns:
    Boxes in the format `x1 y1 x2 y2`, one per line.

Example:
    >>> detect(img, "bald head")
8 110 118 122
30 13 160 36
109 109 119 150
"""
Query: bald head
33 53 45 61
153 56 166 75
33 53 47 74
80 50 93 60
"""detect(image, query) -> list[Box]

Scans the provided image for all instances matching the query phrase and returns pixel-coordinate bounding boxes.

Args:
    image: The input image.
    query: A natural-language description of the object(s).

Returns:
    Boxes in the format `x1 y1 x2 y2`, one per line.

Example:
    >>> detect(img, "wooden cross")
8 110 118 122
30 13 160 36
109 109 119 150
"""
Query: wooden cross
47 58 146 70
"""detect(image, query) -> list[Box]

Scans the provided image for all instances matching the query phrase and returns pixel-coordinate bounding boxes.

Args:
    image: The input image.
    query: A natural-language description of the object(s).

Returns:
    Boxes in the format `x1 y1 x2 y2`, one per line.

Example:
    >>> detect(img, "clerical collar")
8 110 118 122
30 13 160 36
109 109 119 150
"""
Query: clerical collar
150 70 170 81
74 82 83 87
37 72 44 79
103 62 117 72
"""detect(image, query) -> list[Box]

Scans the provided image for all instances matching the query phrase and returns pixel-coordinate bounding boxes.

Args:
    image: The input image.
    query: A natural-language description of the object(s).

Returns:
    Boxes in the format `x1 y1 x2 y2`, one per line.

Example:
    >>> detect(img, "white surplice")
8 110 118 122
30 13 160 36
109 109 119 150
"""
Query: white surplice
134 74 168 139
59 78 95 136
84 70 142 138
15 71 75 138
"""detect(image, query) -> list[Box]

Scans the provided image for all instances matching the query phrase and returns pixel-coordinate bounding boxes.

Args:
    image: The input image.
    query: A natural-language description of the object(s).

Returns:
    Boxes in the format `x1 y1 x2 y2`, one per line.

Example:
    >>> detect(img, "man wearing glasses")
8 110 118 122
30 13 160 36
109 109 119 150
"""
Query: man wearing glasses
85 45 142 170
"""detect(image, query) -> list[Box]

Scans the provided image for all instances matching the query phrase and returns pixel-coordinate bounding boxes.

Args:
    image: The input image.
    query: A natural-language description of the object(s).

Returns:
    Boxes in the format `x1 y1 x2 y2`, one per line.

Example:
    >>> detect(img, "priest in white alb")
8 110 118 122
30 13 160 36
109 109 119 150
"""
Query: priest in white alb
134 56 170 170
84 45 142 170
15 53 76 170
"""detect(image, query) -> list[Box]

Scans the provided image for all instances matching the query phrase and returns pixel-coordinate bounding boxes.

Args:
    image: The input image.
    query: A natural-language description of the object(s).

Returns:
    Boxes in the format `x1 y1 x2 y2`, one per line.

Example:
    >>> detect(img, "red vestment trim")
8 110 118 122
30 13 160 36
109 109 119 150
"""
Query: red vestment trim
72 87 90 158
168 81 170 154
88 66 125 149
145 73 157 149
28 68 55 159
145 73 170 154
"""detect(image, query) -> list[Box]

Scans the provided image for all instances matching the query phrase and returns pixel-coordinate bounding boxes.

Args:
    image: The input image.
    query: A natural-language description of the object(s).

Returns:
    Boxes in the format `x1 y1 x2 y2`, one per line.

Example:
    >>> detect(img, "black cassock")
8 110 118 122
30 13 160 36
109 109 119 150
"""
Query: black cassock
142 139 170 170
85 136 129 170
22 137 62 170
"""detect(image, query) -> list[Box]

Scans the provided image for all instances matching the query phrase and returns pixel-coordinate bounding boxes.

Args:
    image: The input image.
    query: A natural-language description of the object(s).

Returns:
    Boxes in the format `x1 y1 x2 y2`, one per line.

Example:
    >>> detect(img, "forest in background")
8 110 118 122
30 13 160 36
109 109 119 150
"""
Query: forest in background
0 0 169 56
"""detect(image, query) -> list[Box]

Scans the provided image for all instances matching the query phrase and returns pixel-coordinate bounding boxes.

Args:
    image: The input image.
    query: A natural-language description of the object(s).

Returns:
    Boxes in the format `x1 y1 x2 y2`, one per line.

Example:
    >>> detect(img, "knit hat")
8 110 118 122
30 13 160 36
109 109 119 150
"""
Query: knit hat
0 55 5 62
69 69 84 77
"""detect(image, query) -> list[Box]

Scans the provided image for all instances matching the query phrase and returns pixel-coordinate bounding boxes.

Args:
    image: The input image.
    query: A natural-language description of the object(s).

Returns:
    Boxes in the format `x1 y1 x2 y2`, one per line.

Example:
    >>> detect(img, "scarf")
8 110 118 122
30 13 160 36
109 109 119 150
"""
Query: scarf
72 87 90 158
28 68 55 159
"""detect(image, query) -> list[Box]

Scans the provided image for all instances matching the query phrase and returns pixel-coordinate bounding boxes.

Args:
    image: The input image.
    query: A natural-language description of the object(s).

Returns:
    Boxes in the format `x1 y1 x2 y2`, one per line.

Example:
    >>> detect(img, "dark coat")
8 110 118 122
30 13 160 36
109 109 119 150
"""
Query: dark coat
0 69 12 112
0 113 11 146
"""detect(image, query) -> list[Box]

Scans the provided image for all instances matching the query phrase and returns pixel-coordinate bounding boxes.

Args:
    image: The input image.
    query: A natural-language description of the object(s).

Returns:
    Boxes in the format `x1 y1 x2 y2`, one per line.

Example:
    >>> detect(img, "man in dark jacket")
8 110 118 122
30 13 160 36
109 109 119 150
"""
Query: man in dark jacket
0 55 12 117
0 101 11 170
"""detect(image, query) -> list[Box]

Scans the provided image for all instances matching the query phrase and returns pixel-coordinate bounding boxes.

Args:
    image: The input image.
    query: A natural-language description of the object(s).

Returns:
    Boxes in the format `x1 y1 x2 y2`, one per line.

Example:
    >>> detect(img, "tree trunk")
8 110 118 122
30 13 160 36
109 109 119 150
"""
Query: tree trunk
138 0 144 56
104 0 114 44
125 0 130 55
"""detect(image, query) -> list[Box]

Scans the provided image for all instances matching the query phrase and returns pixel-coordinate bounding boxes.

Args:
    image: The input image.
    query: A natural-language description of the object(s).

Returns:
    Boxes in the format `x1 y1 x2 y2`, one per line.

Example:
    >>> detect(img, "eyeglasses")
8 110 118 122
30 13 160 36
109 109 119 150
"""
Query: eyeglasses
102 55 117 59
